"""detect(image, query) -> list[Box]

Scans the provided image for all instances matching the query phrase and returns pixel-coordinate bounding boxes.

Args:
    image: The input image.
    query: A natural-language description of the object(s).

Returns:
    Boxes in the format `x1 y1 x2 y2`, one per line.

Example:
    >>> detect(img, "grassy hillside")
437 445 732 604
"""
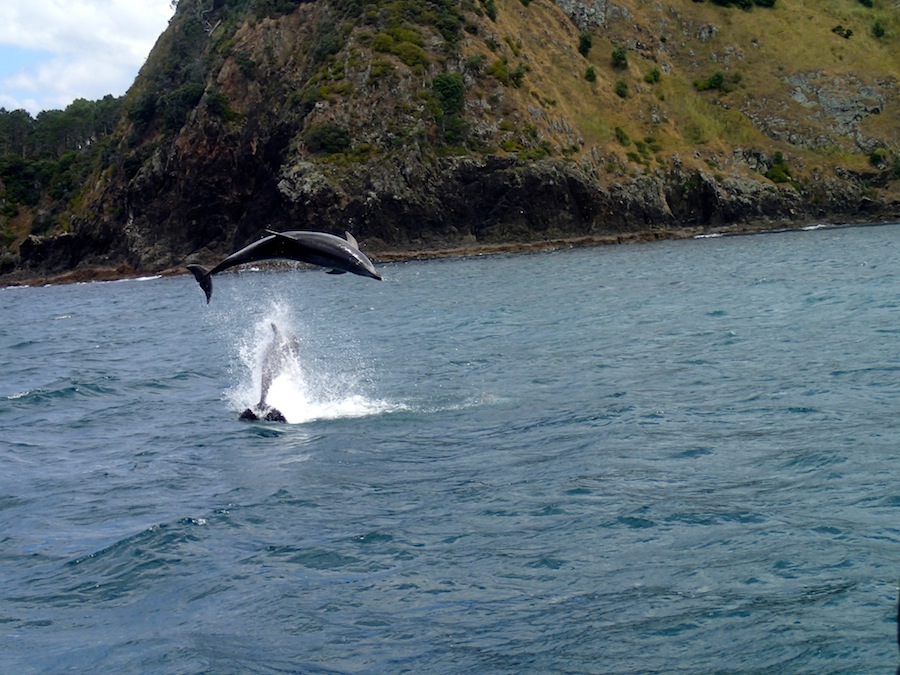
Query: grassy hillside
463 0 898 172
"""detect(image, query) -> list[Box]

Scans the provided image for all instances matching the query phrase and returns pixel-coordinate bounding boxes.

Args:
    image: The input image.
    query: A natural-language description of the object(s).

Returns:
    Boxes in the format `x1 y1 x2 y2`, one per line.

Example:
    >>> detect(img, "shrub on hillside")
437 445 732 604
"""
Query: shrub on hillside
766 152 792 183
694 71 740 93
304 123 351 154
578 32 593 57
433 73 465 115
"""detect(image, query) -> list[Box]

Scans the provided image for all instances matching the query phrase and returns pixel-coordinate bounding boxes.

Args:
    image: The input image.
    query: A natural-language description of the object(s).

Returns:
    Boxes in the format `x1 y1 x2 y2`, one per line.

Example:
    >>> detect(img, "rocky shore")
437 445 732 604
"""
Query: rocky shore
5 217 896 289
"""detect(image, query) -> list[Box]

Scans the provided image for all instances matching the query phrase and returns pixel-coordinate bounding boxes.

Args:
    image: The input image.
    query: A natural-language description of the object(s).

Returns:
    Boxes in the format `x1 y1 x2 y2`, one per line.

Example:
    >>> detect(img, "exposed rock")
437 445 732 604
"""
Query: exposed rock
781 72 891 152
697 24 718 42
553 0 631 29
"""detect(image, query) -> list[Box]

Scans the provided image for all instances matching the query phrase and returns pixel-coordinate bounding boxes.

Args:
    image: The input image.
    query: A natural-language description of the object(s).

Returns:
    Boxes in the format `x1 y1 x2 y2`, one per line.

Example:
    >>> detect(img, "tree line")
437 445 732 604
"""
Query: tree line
0 95 123 161
1 96 124 242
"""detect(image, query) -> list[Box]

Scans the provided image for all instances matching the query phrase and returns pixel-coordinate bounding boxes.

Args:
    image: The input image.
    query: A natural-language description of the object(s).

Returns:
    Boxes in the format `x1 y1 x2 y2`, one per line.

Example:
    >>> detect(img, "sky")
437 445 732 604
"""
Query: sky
0 0 176 116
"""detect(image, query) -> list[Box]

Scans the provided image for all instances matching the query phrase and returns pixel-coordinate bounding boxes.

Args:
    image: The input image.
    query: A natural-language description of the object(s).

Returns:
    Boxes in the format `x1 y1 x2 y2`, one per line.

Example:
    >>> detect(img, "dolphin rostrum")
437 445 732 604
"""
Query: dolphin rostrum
187 230 382 303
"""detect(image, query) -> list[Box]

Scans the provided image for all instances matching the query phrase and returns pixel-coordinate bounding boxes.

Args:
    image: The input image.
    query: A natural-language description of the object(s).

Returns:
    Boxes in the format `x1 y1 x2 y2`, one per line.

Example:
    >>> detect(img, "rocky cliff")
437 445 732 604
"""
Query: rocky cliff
5 0 900 281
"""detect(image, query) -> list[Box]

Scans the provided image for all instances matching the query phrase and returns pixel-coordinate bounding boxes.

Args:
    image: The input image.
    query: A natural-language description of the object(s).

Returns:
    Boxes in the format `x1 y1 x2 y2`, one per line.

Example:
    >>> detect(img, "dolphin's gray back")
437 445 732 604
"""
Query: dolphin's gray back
208 235 283 276
269 231 381 279
203 230 381 280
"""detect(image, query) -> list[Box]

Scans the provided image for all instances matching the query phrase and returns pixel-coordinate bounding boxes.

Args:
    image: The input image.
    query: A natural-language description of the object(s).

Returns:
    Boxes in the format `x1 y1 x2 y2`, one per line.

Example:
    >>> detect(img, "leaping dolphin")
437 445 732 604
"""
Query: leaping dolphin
187 230 382 303
239 323 300 423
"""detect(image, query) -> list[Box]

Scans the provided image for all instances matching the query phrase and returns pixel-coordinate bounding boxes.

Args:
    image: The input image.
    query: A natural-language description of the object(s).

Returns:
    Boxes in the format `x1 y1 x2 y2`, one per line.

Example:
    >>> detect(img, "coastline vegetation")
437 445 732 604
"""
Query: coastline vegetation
0 97 123 244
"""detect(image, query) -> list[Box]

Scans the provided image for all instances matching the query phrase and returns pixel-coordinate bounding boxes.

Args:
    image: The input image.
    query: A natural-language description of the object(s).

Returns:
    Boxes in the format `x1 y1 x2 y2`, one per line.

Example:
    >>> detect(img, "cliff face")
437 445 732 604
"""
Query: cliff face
9 0 900 278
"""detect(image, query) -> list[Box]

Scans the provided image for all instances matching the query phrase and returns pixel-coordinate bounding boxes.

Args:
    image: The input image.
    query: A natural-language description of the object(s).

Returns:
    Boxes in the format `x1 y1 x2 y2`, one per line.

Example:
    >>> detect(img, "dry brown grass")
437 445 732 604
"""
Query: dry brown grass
459 0 898 178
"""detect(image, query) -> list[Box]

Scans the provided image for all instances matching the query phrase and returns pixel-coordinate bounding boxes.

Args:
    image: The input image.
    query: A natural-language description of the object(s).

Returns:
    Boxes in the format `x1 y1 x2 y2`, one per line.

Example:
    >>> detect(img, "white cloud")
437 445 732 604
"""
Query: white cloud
0 0 175 114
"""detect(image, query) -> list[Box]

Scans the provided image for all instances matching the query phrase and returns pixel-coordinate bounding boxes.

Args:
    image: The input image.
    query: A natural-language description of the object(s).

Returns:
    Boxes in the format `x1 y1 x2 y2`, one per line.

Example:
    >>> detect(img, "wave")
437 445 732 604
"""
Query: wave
4 381 118 404
224 303 404 424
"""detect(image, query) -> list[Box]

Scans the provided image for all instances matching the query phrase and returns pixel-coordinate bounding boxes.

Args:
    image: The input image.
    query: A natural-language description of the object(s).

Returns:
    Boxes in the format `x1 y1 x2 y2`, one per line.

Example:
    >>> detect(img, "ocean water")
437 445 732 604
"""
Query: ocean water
1 223 898 674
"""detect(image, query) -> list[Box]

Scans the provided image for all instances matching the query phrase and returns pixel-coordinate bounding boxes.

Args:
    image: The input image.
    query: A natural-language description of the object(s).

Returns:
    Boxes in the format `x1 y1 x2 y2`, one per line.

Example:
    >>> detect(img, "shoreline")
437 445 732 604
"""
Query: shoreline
2 219 896 289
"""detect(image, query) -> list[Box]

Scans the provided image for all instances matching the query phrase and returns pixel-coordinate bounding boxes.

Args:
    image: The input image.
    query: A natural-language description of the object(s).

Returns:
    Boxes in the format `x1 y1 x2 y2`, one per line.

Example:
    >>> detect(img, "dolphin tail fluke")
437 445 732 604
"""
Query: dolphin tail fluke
187 264 213 303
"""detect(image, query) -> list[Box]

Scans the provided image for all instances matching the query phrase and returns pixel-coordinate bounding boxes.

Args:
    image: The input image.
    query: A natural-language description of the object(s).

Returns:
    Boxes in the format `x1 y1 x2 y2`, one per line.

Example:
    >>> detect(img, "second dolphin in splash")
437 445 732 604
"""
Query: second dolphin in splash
187 230 382 303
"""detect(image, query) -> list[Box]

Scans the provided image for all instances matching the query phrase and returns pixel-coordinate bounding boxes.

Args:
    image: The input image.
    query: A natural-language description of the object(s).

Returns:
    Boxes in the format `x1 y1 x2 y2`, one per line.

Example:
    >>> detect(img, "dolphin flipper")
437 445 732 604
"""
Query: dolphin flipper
187 264 213 303
327 269 347 275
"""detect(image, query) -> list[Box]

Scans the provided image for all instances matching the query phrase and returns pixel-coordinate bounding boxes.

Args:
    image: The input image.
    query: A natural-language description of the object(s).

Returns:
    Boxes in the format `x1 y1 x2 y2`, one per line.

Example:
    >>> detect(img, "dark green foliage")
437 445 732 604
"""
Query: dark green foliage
611 47 628 69
0 250 16 274
206 90 237 120
441 114 467 144
694 71 739 92
644 67 661 84
831 25 853 39
161 82 205 130
464 54 486 76
509 62 527 88
520 141 552 160
766 151 792 183
585 66 597 82
312 22 343 63
578 32 593 57
0 109 31 157
431 72 469 144
614 80 628 98
394 42 430 68
858 0 873 7
304 122 351 153
291 87 323 118
482 0 498 21
363 0 467 44
0 97 125 239
868 148 889 168
373 29 430 68
644 136 663 153
872 20 885 38
488 57 507 82
128 93 158 130
0 155 40 206
255 0 304 19
702 71 725 91
234 51 258 78
614 127 631 146
433 73 465 115
488 58 526 87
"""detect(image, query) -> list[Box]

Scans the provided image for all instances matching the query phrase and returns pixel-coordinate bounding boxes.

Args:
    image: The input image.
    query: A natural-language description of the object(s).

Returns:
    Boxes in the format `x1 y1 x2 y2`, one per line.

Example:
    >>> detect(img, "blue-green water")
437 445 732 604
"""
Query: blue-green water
1 224 898 673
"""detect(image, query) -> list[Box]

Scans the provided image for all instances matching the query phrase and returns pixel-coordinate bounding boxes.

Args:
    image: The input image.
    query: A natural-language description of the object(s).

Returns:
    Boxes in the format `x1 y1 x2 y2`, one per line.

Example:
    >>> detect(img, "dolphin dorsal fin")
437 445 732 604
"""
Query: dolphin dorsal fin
345 231 359 248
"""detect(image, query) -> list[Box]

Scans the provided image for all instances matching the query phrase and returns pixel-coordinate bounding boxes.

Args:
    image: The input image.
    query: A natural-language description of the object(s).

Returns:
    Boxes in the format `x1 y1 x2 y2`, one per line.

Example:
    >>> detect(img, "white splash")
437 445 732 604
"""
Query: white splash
225 302 399 424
